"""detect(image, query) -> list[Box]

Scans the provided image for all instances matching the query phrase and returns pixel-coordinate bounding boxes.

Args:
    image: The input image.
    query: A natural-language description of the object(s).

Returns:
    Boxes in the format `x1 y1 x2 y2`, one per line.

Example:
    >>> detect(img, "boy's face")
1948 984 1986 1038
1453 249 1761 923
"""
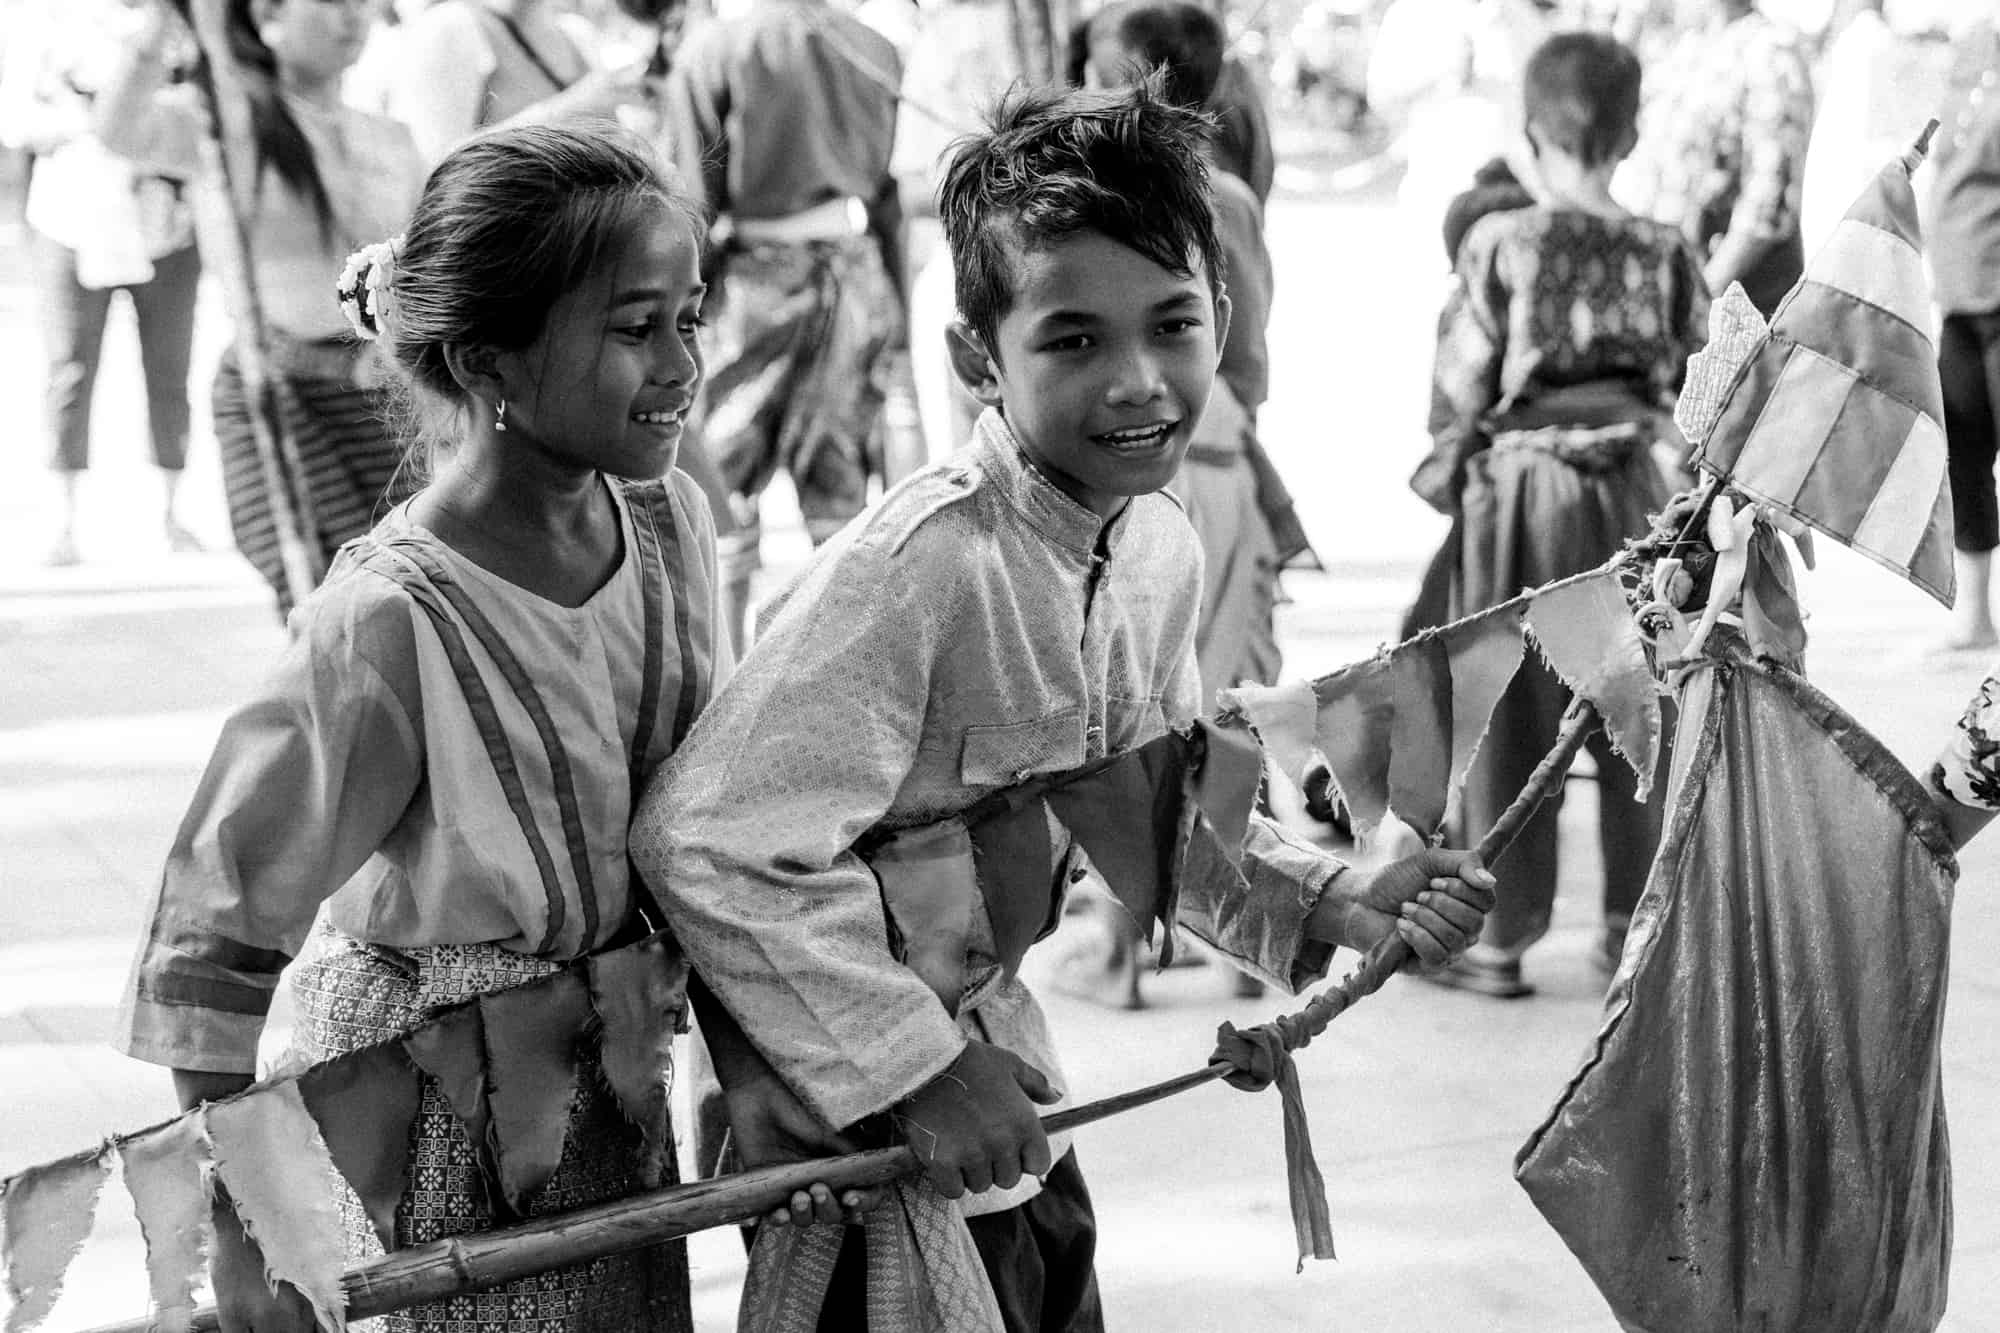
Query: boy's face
949 230 1230 521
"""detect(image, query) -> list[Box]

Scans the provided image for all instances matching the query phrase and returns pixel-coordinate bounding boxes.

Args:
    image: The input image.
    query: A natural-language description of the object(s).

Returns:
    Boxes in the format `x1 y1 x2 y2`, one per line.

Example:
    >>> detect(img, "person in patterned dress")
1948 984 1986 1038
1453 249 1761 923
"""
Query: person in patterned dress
1406 31 1710 997
115 124 853 1333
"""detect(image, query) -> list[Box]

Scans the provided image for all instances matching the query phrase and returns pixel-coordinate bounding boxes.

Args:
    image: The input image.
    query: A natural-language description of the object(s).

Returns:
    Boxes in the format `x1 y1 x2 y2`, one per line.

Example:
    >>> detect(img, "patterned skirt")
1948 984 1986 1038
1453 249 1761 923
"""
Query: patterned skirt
288 922 693 1333
212 341 408 620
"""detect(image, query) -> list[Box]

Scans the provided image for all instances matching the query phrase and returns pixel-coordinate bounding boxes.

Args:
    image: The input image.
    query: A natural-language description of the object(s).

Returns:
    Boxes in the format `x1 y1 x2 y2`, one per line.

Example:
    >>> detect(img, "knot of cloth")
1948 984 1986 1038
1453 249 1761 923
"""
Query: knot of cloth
1212 1018 1337 1270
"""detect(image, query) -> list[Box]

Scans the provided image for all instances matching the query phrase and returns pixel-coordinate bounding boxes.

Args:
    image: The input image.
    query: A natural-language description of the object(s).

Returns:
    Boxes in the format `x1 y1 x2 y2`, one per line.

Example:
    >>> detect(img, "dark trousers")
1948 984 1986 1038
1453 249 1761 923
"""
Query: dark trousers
813 1150 1105 1333
1941 309 2000 554
33 234 201 474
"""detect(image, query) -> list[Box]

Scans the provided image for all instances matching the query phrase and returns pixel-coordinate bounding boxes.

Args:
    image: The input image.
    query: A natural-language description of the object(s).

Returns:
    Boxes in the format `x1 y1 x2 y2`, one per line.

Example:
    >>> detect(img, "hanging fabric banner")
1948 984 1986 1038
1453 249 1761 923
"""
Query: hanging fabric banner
1 1145 110 1333
586 936 688 1188
204 1083 348 1332
1525 571 1661 795
297 1039 424 1251
1044 732 1192 961
116 1115 213 1333
481 973 591 1214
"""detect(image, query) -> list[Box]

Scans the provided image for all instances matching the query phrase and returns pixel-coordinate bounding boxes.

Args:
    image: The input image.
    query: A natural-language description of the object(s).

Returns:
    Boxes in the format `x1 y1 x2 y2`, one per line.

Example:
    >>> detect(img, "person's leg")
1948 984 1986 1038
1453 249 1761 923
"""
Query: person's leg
786 240 895 548
126 242 203 549
33 234 112 564
1941 311 2000 647
965 1150 1104 1333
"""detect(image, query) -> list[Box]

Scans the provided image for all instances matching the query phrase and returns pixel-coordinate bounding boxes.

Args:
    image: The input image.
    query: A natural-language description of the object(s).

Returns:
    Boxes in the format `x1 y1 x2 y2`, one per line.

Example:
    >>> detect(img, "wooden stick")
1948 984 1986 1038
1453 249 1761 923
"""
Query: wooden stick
83 704 1604 1333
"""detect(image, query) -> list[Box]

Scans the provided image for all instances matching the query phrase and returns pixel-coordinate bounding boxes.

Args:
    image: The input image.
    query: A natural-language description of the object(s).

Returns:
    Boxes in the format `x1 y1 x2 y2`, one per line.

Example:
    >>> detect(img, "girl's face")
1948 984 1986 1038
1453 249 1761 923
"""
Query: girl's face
498 210 706 481
258 0 376 83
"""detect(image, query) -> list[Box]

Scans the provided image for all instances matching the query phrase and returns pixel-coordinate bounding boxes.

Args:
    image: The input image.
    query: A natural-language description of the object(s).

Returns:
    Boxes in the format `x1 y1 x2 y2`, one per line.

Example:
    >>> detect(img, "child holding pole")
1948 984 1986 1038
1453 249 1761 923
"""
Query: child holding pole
631 81 1497 1329
115 124 856 1333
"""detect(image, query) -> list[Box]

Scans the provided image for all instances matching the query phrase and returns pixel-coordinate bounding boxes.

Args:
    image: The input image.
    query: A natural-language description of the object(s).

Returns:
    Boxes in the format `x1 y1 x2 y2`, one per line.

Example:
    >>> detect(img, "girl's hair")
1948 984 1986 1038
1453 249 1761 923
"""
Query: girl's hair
1521 31 1643 169
364 123 701 458
225 0 336 238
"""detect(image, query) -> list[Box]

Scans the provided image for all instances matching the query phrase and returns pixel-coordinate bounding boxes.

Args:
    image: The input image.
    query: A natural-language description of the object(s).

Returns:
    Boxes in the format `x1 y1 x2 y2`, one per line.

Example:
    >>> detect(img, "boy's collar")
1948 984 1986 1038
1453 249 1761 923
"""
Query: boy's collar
972 409 1133 556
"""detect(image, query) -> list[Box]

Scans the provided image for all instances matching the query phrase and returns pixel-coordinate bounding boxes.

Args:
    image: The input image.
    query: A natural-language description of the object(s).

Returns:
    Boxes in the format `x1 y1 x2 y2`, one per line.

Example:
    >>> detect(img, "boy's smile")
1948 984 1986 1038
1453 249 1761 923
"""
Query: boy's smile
952 231 1230 521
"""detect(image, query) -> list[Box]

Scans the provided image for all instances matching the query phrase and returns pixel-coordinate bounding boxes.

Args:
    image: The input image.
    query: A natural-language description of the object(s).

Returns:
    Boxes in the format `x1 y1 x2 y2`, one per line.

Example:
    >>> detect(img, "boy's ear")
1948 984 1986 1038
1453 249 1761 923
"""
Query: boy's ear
1212 289 1233 364
946 319 1005 408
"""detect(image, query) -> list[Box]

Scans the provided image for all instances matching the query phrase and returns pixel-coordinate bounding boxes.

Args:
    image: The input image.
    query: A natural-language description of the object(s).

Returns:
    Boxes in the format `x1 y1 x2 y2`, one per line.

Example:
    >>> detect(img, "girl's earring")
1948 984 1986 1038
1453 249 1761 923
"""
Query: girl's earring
495 399 509 433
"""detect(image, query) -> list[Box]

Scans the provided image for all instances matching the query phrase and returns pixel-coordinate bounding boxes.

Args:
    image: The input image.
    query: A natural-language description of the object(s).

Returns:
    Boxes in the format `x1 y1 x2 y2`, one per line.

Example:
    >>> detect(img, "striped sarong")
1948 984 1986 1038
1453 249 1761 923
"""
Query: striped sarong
212 340 407 619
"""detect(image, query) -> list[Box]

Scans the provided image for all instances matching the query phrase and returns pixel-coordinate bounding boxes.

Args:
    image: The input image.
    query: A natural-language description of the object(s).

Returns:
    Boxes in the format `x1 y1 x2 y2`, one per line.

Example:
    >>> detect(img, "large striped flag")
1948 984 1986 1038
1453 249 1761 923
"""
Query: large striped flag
1688 128 1955 606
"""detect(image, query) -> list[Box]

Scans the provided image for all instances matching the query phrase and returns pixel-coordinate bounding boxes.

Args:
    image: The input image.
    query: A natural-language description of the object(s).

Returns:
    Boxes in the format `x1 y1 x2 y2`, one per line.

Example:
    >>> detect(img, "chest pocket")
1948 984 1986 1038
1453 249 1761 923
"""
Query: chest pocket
960 706 1086 787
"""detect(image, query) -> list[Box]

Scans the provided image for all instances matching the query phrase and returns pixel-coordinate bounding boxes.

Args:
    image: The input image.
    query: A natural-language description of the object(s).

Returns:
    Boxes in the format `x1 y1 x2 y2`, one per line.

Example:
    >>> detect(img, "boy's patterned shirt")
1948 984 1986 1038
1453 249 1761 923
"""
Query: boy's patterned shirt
630 411 1342 1212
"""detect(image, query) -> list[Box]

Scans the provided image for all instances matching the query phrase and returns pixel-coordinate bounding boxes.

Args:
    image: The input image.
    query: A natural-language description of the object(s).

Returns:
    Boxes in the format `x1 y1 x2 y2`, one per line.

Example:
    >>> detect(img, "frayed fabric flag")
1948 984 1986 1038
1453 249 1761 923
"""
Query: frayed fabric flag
1045 732 1192 961
480 972 592 1214
966 793 1057 978
586 936 688 1187
116 1115 213 1333
403 1002 495 1201
204 1083 348 1332
1526 572 1660 795
1190 718 1265 860
1224 678 1318 793
297 1040 422 1251
1387 636 1454 838
1309 654 1395 837
1 1145 110 1333
1439 605 1528 815
867 819 981 1011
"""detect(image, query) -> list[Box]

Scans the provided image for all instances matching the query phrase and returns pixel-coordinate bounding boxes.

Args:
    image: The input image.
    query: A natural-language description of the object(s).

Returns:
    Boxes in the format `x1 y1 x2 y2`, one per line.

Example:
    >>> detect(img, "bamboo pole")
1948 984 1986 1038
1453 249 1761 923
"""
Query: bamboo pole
82 700 1601 1333
175 0 325 609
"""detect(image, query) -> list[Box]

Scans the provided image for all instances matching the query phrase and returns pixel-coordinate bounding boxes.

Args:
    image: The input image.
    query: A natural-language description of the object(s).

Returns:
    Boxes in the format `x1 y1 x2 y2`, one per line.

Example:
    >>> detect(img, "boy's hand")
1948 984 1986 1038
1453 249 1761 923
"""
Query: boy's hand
1313 850 1497 967
894 1041 1059 1200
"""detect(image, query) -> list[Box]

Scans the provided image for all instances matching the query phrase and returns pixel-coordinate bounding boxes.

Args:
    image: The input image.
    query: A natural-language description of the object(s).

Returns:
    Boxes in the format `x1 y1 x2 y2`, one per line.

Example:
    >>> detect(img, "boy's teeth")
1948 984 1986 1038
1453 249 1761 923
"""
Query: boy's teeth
634 411 682 424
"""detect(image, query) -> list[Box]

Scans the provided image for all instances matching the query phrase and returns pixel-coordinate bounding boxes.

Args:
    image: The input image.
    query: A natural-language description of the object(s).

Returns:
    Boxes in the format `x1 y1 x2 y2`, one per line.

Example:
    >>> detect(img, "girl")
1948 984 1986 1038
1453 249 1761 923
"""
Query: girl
1406 31 1708 997
114 124 828 1333
95 0 426 619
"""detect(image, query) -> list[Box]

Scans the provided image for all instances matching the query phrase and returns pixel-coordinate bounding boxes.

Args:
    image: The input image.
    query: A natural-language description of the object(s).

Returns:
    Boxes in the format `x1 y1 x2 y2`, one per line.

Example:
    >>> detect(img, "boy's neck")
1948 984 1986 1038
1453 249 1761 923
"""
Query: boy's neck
1532 154 1626 218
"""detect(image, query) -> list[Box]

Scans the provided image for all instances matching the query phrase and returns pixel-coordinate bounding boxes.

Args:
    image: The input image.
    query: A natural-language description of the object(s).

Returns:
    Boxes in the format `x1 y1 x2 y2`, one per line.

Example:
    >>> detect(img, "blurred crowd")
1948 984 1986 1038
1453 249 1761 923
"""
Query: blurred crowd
3 0 2000 1010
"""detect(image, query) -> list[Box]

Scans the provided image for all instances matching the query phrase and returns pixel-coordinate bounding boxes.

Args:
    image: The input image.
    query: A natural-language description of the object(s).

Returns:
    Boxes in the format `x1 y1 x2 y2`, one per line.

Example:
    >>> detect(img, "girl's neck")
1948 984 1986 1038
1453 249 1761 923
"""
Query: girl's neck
280 72 345 113
430 440 605 539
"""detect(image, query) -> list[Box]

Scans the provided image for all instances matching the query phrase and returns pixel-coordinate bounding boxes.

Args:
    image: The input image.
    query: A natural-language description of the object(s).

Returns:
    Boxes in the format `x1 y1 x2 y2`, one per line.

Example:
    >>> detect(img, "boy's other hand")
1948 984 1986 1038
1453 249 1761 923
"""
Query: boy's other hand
894 1041 1059 1200
1316 851 1498 967
723 1064 883 1226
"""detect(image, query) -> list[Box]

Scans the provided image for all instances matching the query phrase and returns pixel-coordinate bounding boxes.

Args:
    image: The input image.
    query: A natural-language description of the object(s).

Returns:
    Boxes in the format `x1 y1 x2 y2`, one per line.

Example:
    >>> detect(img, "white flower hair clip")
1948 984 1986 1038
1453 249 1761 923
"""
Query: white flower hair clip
335 236 403 342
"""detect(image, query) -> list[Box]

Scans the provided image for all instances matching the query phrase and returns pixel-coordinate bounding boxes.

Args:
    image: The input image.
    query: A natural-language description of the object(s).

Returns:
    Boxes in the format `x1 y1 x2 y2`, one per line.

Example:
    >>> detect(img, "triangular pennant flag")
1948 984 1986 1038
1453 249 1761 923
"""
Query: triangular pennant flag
1223 679 1318 792
866 819 980 1011
1 1145 110 1333
296 1039 423 1251
586 936 688 1187
480 972 592 1215
1526 572 1660 796
204 1084 348 1332
1044 732 1192 956
403 1001 495 1199
1440 604 1528 817
966 792 1058 979
1191 718 1265 861
117 1116 212 1333
1387 635 1454 838
1310 654 1395 837
1690 132 1956 606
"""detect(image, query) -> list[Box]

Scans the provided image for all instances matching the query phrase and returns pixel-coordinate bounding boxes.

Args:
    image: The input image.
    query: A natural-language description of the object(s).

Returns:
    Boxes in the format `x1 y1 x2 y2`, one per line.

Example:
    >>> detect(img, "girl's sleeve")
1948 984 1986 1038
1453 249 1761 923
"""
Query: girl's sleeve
1931 671 2000 813
117 585 426 1075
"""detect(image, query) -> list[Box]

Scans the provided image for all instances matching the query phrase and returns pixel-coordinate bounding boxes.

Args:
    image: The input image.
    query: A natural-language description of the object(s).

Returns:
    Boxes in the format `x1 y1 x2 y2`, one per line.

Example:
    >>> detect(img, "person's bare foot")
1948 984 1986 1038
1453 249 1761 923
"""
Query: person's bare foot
1931 627 2000 656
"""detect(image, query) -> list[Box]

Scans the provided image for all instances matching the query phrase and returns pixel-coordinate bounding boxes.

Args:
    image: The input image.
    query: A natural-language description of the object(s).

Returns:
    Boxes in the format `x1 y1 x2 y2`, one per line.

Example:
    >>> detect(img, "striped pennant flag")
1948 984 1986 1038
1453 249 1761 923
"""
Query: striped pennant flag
1689 127 1955 606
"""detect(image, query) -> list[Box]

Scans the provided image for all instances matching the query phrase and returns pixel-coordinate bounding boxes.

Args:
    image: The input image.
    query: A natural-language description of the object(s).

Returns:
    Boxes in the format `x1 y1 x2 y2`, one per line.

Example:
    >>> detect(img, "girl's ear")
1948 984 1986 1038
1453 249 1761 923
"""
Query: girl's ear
946 319 1004 407
442 342 507 407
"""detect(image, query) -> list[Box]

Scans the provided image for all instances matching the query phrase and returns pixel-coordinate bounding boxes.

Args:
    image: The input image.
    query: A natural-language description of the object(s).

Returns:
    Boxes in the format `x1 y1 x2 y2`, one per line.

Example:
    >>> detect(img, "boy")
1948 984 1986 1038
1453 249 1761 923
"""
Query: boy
632 82 1496 1329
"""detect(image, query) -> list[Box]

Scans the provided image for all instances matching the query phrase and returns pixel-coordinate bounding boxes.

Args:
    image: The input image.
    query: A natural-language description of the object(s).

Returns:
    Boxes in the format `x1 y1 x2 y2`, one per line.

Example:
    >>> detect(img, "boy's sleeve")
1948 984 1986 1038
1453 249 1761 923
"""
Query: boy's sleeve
118 585 425 1074
628 541 969 1130
1411 223 1508 513
1160 612 1343 994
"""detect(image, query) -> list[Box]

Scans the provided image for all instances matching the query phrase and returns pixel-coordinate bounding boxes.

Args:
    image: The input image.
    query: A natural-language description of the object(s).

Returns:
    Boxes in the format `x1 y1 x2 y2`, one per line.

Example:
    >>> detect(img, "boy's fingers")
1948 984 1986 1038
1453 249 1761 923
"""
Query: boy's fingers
1007 1052 1061 1105
1418 888 1486 934
1021 1135 1054 1181
1396 916 1452 967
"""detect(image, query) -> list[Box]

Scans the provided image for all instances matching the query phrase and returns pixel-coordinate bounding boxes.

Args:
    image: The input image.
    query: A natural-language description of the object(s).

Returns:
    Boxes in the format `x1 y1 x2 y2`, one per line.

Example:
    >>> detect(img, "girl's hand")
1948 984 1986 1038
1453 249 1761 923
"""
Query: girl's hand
724 1066 883 1225
210 1198 317 1333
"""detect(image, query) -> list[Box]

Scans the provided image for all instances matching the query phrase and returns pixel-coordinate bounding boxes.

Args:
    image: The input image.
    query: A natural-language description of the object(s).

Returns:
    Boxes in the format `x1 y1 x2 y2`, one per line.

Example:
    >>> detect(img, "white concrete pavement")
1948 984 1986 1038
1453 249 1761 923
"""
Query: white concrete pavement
6 176 2000 1330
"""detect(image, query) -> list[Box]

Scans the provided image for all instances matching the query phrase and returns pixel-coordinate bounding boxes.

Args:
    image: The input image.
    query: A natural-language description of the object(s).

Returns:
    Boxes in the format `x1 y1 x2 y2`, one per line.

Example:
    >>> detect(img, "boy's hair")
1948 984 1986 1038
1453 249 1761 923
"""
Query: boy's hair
1521 31 1642 169
939 80 1223 357
384 124 702 430
1074 0 1226 109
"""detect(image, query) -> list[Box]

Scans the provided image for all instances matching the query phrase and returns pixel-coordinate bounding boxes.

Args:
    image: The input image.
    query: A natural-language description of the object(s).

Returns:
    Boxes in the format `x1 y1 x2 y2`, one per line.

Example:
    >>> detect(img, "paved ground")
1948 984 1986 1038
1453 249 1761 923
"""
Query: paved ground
5 171 2000 1330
